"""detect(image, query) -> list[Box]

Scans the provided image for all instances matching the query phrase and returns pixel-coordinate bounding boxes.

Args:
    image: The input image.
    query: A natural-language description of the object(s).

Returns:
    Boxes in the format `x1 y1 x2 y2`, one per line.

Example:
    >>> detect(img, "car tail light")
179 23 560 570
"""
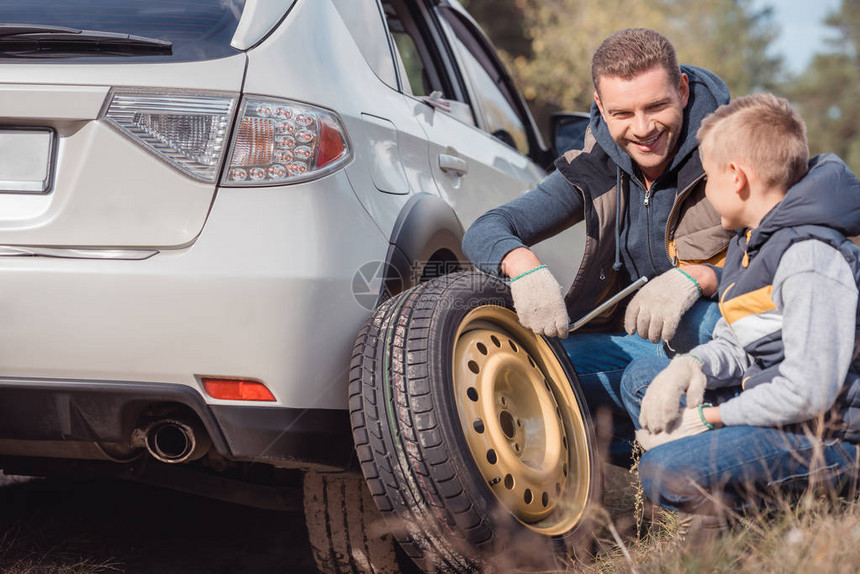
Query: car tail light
105 91 237 183
201 377 277 402
222 96 352 186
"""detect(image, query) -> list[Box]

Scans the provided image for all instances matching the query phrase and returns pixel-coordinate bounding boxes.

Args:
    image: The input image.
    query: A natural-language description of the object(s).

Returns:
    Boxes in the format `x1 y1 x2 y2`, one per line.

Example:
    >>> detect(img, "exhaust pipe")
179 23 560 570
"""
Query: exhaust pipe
139 418 211 464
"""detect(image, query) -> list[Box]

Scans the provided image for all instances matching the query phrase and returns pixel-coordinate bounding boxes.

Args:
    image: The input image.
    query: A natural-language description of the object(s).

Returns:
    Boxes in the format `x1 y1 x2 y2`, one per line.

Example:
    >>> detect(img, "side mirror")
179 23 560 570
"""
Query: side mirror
550 112 590 158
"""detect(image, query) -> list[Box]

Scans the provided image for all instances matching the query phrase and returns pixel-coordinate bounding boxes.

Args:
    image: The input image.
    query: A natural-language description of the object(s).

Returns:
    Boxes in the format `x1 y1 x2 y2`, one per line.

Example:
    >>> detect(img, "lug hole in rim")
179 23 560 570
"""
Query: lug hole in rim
490 335 501 347
504 474 514 489
468 360 480 374
528 357 536 368
542 492 550 507
467 387 479 401
473 418 485 433
562 463 568 477
499 410 516 439
524 489 533 504
509 340 518 352
487 449 498 464
476 342 488 355
555 482 562 496
562 436 568 450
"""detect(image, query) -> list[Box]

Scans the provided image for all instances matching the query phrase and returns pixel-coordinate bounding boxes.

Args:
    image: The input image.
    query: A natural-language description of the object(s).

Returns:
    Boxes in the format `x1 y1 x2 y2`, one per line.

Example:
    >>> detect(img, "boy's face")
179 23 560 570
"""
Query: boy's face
701 142 744 230
594 65 689 184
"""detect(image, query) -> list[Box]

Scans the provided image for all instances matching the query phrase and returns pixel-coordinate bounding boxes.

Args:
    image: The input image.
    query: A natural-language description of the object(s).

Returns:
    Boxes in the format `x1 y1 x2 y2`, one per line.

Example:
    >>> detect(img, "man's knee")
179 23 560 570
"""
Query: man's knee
667 299 720 353
620 356 670 411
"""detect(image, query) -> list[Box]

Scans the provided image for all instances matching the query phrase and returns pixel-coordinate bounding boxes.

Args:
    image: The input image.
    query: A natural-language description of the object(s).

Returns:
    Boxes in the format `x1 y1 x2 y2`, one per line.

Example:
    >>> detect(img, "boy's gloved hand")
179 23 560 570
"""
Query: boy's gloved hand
624 268 701 343
635 407 712 451
510 266 570 339
639 355 706 432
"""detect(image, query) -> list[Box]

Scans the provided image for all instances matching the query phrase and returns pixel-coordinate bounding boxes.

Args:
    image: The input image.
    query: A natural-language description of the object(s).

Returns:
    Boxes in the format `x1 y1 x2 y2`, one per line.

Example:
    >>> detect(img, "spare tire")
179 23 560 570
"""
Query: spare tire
349 271 600 572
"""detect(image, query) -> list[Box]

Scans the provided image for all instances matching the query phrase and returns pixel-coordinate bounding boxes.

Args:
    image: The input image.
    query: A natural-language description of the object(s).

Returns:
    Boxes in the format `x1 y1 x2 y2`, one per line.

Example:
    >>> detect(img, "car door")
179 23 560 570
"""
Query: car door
384 0 584 288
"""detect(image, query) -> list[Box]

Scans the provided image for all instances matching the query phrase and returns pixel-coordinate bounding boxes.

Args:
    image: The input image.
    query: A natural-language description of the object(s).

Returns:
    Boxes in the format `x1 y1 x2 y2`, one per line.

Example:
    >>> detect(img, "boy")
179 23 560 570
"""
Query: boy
619 93 860 515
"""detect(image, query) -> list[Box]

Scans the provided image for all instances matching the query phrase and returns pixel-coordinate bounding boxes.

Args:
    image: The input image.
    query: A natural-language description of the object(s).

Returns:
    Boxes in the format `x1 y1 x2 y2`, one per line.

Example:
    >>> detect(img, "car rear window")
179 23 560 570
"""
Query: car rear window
0 0 246 62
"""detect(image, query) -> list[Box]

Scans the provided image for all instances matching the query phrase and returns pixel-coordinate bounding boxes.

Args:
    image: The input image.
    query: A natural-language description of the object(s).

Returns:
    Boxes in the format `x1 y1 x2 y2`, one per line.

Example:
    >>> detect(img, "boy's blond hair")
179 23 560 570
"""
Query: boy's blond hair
697 93 809 191
591 28 681 92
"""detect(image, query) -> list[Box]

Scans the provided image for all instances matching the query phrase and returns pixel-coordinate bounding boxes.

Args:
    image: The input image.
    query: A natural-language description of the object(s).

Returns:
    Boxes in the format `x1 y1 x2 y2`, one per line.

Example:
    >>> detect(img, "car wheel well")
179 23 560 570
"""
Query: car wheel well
418 247 466 283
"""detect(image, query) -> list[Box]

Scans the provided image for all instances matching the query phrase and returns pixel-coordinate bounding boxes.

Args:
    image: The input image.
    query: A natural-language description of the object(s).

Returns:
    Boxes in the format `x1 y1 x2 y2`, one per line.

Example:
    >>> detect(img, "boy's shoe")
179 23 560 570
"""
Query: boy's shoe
676 513 728 547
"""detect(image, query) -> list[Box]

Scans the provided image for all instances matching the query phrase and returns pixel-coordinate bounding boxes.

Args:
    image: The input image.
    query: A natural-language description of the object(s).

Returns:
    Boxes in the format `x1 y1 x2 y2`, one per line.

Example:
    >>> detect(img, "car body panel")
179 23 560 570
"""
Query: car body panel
242 0 437 240
231 0 298 50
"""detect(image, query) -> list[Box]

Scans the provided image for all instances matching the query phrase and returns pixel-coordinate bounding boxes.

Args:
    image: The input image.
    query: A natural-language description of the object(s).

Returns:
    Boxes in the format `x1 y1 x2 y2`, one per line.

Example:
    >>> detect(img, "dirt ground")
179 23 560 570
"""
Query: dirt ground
0 472 318 573
0 465 641 573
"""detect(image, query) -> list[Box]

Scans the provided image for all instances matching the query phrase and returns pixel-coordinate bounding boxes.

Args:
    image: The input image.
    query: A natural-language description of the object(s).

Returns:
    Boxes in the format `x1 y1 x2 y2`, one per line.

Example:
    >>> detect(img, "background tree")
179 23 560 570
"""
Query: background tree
788 0 860 173
463 0 781 139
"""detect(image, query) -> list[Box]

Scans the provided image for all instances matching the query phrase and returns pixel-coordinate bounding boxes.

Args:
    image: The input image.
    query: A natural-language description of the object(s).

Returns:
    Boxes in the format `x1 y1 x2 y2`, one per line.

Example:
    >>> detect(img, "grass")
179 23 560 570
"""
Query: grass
1 462 859 573
583 455 860 574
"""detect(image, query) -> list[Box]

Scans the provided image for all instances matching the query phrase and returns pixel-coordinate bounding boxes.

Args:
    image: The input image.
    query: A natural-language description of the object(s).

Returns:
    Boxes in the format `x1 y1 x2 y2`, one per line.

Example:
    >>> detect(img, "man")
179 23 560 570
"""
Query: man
462 28 732 463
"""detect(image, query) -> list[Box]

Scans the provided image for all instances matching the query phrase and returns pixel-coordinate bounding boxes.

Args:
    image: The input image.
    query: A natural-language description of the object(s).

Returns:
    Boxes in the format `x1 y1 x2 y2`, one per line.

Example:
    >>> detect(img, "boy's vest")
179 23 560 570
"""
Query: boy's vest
718 225 860 441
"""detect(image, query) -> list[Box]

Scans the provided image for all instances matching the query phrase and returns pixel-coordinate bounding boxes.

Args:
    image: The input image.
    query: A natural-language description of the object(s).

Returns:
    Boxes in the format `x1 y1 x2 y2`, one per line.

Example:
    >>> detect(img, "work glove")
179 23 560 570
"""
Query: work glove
635 406 713 451
639 355 706 432
510 266 570 339
624 268 701 343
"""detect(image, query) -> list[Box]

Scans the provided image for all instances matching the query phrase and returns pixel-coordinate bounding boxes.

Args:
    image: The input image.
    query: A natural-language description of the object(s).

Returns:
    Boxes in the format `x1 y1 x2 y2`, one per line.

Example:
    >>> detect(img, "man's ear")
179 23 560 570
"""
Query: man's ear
678 73 690 108
594 91 604 116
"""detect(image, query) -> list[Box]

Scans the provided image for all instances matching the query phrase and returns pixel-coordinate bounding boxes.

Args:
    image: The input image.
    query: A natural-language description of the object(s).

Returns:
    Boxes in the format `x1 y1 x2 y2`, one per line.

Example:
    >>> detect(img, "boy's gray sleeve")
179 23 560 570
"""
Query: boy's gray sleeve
718 240 858 427
688 318 752 387
461 169 584 276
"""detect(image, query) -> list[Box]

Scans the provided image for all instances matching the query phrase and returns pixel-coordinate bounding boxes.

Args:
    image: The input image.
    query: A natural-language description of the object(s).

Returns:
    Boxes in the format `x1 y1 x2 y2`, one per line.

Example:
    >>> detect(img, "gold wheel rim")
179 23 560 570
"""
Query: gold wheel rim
452 306 591 535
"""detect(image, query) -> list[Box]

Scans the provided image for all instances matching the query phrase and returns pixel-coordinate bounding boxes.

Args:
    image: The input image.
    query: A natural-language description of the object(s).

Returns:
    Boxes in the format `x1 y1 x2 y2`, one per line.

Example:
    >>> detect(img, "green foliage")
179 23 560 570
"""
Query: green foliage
789 0 860 173
463 0 858 173
463 0 781 118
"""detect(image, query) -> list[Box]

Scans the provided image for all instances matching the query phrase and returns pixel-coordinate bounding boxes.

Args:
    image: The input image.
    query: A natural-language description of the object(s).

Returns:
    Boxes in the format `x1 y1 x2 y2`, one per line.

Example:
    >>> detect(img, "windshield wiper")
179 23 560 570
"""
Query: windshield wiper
0 24 172 56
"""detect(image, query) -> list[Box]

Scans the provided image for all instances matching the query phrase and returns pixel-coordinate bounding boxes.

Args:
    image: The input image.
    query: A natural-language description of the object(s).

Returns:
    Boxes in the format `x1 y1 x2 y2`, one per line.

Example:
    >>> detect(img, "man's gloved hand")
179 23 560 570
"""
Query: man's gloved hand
636 407 712 451
510 266 570 339
639 355 706 432
624 268 702 343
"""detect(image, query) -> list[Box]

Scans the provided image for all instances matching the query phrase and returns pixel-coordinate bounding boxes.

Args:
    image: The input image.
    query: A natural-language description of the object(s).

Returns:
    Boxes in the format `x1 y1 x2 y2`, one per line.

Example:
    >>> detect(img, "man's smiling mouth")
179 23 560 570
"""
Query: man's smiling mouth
632 132 663 151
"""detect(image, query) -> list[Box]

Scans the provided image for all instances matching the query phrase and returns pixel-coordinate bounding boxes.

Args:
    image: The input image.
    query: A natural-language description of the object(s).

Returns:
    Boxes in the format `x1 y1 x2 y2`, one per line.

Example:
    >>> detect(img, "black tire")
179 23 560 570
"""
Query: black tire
349 271 601 572
303 470 418 574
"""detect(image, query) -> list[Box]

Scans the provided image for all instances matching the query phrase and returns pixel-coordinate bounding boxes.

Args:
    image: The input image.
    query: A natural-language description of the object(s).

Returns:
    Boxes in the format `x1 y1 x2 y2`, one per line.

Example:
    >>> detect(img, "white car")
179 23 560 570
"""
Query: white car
0 0 592 571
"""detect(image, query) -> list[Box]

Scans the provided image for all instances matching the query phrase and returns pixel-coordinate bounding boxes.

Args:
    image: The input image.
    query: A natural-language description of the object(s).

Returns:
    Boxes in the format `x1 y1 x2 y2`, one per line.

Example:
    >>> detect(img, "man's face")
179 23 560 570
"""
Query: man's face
701 142 744 230
594 65 689 185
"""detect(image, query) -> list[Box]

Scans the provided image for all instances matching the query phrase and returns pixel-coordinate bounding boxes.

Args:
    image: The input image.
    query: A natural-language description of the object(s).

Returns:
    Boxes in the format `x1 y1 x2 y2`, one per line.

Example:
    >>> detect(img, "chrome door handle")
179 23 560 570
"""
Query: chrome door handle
438 154 468 176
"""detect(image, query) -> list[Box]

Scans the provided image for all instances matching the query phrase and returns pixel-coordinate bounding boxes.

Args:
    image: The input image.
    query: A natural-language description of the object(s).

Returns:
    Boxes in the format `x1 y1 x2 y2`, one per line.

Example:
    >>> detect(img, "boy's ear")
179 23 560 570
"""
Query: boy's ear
729 161 749 197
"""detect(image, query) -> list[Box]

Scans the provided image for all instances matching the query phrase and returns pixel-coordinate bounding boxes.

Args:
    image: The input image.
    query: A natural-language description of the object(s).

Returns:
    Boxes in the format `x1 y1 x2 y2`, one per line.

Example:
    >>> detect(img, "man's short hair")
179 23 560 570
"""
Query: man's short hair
697 93 809 191
591 28 681 91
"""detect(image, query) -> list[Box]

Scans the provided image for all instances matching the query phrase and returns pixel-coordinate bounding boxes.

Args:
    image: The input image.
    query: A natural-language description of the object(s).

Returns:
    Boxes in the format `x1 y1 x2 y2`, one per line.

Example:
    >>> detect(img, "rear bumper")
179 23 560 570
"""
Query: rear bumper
0 172 389 412
0 378 354 470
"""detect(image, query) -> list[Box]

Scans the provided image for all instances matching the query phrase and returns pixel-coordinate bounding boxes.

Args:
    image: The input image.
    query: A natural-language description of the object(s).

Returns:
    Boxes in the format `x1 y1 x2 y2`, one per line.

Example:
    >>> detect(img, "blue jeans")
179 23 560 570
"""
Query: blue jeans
559 300 720 465
621 355 860 513
620 355 740 425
